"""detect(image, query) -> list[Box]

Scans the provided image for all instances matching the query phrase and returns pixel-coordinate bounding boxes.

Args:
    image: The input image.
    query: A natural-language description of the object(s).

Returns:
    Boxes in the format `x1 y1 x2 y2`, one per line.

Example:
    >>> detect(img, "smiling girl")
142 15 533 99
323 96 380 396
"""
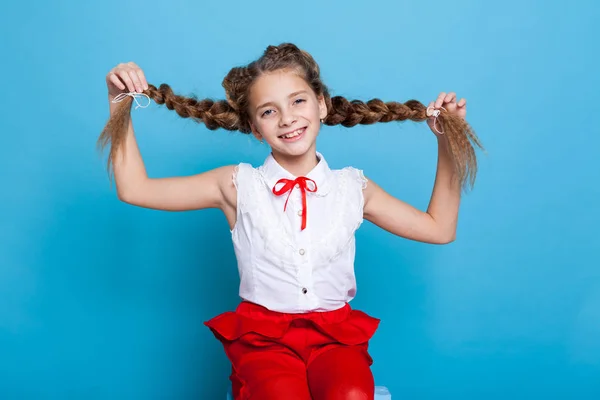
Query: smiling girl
99 43 483 400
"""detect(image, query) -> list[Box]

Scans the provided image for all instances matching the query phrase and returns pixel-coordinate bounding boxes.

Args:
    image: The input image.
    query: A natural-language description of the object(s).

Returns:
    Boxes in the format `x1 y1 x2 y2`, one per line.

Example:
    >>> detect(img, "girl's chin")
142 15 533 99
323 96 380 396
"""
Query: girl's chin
273 142 316 157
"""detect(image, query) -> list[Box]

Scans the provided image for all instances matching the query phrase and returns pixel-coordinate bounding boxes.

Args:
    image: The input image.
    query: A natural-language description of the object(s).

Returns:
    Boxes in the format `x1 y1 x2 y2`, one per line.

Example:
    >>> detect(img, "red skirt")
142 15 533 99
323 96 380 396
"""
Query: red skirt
204 301 379 399
204 301 380 352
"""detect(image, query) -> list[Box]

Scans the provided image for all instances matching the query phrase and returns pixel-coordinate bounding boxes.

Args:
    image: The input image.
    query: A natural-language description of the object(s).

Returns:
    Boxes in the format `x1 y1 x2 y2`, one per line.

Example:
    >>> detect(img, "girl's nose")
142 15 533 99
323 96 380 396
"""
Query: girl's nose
279 109 297 127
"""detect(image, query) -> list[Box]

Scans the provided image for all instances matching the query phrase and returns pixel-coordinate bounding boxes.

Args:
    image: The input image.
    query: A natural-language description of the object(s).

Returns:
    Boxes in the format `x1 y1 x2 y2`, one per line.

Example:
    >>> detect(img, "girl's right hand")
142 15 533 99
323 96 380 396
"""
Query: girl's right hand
106 62 149 99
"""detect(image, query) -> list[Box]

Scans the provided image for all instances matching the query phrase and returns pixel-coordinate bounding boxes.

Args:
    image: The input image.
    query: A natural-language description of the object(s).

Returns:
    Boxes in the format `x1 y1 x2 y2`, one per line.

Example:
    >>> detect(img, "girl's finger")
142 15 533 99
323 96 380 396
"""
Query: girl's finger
444 92 456 104
427 101 435 117
136 68 149 90
117 69 136 92
457 98 467 107
426 102 435 127
127 70 143 93
435 92 446 108
108 73 126 91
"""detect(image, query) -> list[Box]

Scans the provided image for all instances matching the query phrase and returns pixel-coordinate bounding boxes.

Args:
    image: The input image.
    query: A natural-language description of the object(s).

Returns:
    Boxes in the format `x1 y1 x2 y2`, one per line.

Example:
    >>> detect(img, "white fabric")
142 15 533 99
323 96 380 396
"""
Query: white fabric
230 151 368 313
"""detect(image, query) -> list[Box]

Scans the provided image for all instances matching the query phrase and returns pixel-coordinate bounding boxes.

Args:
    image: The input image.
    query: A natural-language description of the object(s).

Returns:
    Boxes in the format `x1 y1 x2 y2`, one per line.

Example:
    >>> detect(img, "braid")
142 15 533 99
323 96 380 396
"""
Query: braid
97 83 242 178
98 42 484 190
147 84 239 130
221 67 256 133
324 97 484 189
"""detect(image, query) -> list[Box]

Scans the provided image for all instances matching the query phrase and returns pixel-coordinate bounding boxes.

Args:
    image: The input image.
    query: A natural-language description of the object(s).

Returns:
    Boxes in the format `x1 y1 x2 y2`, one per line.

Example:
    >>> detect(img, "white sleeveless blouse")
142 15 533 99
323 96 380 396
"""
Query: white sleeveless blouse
230 151 368 313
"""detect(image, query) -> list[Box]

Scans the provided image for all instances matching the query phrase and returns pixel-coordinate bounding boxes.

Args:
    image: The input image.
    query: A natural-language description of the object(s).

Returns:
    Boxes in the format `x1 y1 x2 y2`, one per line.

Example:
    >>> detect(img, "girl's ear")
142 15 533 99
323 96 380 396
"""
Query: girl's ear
318 95 327 120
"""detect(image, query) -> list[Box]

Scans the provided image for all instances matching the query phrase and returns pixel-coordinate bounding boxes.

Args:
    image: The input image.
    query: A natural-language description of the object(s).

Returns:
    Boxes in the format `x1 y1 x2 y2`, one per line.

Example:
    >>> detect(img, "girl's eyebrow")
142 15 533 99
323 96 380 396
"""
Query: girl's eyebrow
256 90 309 110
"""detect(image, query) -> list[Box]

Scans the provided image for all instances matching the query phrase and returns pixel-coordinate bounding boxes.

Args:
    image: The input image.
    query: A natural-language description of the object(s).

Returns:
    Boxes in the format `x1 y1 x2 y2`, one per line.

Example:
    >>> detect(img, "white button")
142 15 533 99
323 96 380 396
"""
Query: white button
297 210 303 216
299 249 306 256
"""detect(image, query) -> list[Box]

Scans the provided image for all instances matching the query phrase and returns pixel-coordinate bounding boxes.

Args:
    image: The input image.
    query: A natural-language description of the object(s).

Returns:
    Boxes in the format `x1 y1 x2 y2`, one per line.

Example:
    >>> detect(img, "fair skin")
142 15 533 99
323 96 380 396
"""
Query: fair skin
247 70 328 177
107 62 466 244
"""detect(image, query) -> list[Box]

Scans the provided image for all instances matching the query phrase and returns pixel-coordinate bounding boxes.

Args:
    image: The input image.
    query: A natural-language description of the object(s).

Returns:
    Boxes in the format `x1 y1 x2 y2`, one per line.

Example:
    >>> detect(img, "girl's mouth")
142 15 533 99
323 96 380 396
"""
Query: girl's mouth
279 127 306 142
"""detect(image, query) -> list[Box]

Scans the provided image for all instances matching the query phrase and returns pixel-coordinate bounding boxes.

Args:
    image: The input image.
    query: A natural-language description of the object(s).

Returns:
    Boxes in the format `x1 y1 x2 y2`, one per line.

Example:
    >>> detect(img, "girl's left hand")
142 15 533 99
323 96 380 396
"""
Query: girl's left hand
427 92 467 136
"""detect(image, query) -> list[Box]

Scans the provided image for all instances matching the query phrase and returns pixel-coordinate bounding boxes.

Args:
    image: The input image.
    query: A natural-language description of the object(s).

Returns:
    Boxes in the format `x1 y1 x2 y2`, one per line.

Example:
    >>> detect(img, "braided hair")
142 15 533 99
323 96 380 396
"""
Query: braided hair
99 43 484 189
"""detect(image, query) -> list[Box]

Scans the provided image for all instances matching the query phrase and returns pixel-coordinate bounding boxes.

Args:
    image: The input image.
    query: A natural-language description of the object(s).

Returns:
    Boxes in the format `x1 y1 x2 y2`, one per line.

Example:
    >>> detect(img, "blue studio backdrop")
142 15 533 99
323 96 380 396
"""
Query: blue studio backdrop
1 0 599 398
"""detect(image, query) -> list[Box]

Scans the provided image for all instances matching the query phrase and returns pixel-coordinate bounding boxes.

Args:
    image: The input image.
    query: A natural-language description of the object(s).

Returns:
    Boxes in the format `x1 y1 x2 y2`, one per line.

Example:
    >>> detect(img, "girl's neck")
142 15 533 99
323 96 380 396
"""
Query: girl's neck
271 148 319 177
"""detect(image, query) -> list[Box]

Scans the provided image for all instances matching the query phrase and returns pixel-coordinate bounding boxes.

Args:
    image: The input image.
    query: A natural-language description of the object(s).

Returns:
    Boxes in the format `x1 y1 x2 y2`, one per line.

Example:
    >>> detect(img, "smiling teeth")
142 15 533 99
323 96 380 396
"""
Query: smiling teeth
282 128 304 139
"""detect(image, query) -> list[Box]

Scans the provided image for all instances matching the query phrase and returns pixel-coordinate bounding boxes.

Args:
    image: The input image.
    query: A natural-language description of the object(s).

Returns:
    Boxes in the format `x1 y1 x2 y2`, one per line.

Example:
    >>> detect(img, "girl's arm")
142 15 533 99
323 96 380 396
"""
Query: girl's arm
362 91 466 244
111 96 235 212
363 136 460 244
106 63 235 212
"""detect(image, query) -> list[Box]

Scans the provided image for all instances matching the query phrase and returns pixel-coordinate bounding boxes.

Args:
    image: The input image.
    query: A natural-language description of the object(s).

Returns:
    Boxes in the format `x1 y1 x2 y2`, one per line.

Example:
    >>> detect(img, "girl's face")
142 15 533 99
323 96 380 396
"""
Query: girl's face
248 70 327 159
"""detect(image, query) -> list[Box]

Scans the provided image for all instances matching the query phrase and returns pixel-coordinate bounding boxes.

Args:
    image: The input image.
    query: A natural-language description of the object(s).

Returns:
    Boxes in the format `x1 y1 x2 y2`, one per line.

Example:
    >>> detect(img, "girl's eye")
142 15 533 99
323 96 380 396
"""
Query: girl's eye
261 99 304 117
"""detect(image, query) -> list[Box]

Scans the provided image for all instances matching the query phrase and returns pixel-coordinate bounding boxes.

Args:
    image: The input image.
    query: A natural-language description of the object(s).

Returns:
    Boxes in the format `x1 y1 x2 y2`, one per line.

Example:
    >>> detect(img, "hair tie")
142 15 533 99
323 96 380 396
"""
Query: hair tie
111 92 151 110
426 105 447 134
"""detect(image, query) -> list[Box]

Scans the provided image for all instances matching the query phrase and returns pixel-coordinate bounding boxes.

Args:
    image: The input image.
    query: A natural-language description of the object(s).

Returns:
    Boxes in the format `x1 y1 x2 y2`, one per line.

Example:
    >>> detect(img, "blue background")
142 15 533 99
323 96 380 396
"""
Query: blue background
1 0 598 398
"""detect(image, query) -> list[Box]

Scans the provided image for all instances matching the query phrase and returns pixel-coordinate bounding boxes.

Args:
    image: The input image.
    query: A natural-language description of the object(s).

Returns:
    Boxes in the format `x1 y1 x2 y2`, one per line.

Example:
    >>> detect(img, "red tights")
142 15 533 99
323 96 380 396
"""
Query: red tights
228 342 374 400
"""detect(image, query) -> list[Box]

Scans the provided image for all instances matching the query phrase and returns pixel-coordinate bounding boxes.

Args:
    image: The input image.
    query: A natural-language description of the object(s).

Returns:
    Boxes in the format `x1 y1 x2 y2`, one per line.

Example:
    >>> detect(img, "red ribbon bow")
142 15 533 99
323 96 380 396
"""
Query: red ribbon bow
272 177 318 230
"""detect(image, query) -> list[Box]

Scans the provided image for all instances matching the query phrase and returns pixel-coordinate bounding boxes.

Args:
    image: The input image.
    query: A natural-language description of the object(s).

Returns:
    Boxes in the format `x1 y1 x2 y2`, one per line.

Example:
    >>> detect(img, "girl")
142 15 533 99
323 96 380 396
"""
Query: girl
99 43 483 400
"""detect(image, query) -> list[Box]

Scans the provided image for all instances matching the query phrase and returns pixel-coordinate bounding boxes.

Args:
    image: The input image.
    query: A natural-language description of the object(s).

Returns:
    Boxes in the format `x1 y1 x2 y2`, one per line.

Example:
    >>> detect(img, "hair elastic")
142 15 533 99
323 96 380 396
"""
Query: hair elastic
111 92 151 110
426 105 447 135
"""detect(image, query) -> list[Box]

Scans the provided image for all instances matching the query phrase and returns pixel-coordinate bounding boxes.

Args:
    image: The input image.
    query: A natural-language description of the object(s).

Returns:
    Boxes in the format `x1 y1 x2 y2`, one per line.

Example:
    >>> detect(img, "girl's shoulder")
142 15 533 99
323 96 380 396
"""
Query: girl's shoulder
331 165 369 190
